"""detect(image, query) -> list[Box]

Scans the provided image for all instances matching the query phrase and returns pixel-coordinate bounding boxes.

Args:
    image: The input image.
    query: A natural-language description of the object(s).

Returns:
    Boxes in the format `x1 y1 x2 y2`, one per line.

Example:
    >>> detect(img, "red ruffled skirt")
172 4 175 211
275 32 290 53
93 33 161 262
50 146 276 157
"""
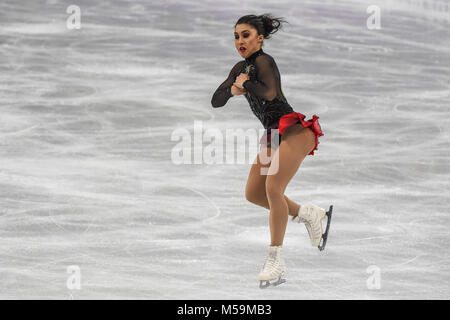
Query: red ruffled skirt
259 112 324 156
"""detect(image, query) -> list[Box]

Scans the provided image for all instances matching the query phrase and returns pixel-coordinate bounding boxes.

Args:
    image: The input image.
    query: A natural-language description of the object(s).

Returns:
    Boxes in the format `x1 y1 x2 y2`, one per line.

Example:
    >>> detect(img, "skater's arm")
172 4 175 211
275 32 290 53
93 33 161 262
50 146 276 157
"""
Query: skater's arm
241 55 277 101
211 61 246 108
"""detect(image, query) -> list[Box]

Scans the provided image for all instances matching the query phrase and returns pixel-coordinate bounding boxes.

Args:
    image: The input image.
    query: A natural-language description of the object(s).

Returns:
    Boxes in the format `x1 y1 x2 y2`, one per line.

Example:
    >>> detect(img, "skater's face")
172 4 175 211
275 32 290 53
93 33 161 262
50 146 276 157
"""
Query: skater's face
234 24 263 58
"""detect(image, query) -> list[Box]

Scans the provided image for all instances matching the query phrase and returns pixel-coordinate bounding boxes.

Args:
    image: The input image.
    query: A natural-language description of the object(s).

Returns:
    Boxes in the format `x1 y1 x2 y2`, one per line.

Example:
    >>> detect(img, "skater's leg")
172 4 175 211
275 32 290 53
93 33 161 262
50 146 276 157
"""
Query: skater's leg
265 124 316 246
245 146 301 217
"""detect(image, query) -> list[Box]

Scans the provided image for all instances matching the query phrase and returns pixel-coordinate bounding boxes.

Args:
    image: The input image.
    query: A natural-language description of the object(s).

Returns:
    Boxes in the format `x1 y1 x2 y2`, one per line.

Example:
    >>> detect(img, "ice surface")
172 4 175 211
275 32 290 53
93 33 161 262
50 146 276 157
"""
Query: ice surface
0 0 449 299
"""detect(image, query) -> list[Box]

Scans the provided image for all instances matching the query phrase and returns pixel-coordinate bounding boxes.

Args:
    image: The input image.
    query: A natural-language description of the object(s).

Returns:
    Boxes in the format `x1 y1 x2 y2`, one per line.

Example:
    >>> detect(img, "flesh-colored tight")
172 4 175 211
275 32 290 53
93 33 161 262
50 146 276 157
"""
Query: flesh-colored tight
245 124 316 246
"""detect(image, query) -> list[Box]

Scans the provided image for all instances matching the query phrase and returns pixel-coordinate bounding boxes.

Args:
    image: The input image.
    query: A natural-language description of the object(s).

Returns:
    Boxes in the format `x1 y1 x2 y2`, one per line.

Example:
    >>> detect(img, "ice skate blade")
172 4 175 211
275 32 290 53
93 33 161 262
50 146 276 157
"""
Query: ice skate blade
318 205 333 251
259 276 286 289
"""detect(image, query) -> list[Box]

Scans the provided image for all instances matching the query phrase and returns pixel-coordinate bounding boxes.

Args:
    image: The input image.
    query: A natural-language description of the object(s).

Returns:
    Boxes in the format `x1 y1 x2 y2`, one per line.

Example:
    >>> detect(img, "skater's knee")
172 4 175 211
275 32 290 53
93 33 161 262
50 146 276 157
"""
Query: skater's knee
245 191 263 205
265 180 284 199
245 189 267 207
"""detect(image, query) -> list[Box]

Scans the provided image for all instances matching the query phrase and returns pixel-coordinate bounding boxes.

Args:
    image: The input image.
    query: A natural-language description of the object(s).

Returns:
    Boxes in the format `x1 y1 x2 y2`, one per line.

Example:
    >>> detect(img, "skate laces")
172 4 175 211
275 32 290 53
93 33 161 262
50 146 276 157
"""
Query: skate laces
302 205 322 241
262 248 280 272
309 208 321 235
298 205 311 221
307 206 314 220
304 206 319 222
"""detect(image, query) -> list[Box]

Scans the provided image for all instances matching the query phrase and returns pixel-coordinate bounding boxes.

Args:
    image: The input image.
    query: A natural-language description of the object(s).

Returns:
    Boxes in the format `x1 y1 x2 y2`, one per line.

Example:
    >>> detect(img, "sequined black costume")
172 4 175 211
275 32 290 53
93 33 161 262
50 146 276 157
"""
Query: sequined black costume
211 48 324 156
211 48 294 129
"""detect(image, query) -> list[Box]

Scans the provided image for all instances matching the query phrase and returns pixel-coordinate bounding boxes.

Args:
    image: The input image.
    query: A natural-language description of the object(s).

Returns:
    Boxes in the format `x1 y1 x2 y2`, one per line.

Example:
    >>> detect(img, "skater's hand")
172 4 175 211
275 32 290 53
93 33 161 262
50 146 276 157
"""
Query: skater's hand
233 73 249 90
231 84 247 96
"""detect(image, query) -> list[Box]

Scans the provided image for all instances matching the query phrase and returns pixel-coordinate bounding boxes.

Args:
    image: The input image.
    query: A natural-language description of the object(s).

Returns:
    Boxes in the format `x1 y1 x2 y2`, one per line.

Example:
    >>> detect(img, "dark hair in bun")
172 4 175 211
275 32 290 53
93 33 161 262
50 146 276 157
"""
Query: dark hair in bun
235 13 288 44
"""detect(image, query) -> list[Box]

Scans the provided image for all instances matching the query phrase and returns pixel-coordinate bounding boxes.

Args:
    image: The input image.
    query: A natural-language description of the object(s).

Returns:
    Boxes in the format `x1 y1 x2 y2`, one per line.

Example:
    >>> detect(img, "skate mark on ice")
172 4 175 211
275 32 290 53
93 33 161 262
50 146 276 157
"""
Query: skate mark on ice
300 278 346 299
13 253 92 274
340 235 395 243
148 183 221 225
182 185 222 224
1 125 39 137
385 254 425 270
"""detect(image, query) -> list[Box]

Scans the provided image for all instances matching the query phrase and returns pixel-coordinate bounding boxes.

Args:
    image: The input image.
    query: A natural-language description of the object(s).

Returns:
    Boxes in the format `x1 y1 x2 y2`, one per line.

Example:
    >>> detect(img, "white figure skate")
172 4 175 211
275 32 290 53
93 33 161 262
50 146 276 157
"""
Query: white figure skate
258 245 286 289
292 204 333 251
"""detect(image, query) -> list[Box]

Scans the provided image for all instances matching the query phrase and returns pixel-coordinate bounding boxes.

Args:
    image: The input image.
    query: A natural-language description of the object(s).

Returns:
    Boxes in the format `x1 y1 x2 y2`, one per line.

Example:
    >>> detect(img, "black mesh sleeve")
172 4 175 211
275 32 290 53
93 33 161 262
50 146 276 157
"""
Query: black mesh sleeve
211 61 245 108
242 55 277 101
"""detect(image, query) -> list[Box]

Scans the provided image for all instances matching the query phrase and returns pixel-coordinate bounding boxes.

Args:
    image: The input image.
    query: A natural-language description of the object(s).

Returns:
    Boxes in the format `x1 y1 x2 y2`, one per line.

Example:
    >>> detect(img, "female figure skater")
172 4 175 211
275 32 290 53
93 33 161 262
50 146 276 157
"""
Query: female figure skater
211 14 333 288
